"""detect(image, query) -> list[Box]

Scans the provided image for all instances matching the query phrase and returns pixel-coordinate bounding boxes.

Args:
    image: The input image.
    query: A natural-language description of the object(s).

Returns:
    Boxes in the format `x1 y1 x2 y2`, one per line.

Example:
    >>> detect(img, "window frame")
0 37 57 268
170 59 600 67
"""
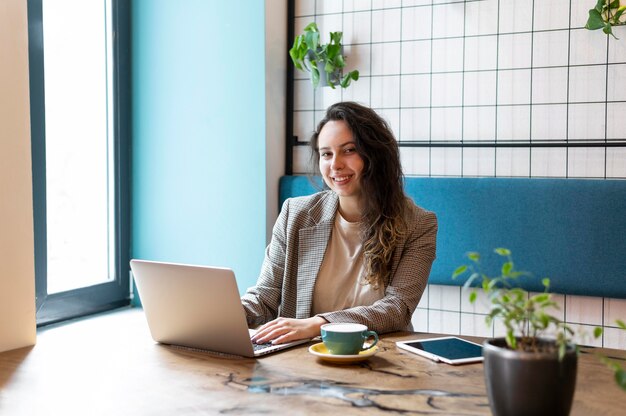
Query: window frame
28 0 132 326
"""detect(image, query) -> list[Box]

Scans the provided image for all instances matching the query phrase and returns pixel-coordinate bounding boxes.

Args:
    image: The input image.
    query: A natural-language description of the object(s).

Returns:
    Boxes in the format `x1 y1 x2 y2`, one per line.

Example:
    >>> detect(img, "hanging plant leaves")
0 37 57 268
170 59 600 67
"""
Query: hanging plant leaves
289 22 359 89
585 0 626 39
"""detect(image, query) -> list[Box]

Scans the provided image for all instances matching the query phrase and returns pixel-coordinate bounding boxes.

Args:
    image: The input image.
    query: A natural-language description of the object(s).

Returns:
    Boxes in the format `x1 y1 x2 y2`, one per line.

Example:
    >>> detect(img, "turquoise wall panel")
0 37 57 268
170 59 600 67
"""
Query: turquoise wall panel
132 0 266 295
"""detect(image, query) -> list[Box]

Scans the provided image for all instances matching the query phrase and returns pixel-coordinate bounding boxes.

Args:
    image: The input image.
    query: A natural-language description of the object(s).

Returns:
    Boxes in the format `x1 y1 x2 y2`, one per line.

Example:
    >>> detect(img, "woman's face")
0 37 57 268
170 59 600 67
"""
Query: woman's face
317 120 365 202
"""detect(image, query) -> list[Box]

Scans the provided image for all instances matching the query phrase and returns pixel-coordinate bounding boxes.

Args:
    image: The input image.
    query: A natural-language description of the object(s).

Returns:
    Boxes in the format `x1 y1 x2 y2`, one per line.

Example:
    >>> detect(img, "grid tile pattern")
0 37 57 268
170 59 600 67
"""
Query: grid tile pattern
292 0 626 178
414 284 624 349
290 0 626 348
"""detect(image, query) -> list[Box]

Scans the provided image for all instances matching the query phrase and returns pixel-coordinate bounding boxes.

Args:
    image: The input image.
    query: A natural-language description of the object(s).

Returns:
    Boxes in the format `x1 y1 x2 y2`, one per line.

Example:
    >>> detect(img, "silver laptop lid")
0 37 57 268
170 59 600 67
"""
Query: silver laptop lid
130 259 256 357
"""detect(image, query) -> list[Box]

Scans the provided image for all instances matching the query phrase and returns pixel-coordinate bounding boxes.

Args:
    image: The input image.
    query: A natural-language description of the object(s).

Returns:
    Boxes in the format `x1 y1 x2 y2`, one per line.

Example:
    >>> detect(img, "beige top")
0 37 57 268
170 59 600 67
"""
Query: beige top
242 191 438 334
311 212 385 315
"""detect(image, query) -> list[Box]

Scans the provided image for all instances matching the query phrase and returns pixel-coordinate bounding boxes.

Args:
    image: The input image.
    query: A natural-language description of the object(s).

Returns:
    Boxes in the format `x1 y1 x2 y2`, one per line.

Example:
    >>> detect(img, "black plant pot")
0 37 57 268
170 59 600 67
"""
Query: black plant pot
483 338 577 416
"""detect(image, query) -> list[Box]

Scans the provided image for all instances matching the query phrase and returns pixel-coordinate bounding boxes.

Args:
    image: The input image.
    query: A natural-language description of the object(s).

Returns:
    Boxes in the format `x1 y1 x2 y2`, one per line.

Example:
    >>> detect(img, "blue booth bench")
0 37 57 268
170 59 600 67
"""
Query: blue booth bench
279 175 626 299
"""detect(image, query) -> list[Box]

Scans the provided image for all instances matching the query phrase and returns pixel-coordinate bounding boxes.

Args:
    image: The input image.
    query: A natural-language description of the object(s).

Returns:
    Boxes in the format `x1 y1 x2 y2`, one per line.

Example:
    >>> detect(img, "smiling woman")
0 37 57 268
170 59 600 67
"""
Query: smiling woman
316 120 365 221
243 102 438 347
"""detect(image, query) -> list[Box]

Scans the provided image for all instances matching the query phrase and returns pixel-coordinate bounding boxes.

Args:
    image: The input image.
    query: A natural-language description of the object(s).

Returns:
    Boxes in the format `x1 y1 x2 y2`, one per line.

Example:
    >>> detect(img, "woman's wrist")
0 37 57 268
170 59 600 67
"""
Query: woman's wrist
310 315 328 337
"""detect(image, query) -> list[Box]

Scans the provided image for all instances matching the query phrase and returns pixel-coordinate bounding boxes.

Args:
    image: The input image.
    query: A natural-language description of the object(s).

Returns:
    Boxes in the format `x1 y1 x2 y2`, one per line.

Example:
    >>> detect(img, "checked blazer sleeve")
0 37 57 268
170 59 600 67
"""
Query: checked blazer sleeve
317 200 437 333
241 191 437 334
241 191 338 327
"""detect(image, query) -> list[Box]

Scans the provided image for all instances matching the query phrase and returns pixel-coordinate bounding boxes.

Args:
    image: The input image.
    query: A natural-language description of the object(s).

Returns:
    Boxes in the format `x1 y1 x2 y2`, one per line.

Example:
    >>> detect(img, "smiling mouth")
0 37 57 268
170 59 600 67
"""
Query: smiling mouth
332 175 353 184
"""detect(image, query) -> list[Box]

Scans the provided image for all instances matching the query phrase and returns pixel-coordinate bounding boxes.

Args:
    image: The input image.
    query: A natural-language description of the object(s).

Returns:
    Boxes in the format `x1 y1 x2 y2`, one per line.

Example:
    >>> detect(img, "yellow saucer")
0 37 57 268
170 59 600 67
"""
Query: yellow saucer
308 342 379 363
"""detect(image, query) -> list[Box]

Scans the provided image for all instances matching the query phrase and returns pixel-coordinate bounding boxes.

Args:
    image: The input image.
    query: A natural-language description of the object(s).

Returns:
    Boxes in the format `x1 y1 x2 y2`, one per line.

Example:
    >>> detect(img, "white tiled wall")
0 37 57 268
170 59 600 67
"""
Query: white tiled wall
292 0 626 348
412 284 625 349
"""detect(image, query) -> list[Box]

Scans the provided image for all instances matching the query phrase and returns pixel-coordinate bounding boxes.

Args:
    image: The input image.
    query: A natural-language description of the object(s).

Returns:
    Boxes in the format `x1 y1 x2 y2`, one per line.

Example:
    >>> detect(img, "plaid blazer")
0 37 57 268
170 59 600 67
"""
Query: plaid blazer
241 190 438 334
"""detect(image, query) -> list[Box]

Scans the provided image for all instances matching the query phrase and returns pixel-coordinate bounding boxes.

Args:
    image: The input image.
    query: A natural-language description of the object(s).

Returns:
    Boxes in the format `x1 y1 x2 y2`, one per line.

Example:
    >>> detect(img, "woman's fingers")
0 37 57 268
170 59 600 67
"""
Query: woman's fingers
252 318 299 344
251 316 326 344
270 330 298 344
251 318 288 343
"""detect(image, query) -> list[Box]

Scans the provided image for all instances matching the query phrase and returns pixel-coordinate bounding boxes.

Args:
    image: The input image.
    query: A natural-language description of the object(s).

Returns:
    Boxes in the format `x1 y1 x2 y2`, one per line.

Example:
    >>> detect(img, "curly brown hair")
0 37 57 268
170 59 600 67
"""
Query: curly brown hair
310 102 408 288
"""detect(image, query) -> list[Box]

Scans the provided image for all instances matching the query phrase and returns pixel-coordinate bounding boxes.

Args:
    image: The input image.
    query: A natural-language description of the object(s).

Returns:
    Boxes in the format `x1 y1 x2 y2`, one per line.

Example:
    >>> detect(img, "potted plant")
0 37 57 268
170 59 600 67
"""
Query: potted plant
453 248 577 416
453 248 626 416
289 22 359 89
586 0 626 38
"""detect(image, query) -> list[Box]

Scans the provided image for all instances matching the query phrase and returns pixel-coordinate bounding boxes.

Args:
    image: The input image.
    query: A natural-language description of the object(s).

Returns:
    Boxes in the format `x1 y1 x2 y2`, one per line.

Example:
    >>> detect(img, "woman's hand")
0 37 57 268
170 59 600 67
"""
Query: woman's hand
251 316 328 345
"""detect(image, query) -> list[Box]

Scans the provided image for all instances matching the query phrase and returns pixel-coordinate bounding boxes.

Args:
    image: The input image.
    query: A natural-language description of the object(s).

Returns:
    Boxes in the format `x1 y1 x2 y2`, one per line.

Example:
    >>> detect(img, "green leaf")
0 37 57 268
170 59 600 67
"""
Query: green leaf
340 70 359 88
542 278 550 290
326 43 341 59
305 31 320 51
289 40 308 71
289 54 303 71
303 22 319 33
616 319 626 330
559 342 566 361
291 36 302 53
506 332 517 349
290 22 360 89
311 65 320 88
531 293 550 304
329 31 343 44
615 369 626 391
594 327 603 338
494 248 511 256
586 9 607 30
563 324 575 336
583 0 625 39
489 307 503 318
501 261 513 276
469 291 477 303
452 265 468 279
467 252 480 262
333 54 345 68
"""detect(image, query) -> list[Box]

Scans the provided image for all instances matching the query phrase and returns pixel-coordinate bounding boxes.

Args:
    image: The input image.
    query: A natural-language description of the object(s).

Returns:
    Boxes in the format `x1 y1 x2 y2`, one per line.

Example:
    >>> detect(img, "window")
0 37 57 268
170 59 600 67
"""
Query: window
28 0 131 325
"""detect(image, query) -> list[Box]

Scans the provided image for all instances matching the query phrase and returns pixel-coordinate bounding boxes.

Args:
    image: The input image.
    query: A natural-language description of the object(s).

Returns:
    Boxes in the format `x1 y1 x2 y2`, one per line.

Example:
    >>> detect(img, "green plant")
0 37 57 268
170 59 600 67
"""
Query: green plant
598 319 626 389
289 22 359 89
452 248 575 357
586 0 626 38
452 248 626 390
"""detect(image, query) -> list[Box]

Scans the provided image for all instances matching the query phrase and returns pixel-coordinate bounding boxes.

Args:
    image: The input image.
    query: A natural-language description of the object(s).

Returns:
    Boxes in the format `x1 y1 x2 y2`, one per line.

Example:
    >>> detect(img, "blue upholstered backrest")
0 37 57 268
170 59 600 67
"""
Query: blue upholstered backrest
279 175 626 299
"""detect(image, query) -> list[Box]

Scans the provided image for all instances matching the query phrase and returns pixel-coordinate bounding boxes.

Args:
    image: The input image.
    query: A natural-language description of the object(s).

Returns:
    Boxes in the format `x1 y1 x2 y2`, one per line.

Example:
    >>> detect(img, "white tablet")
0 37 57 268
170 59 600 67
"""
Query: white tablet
396 336 484 365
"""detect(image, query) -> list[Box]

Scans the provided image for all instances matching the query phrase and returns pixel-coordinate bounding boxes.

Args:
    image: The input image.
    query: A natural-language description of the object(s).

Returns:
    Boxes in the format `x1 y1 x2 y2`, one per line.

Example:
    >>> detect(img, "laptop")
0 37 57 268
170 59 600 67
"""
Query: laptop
129 259 310 357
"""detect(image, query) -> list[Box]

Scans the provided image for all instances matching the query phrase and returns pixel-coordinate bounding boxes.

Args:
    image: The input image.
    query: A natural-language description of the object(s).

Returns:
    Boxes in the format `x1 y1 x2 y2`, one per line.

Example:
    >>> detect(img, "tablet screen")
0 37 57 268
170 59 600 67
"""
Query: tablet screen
396 336 484 364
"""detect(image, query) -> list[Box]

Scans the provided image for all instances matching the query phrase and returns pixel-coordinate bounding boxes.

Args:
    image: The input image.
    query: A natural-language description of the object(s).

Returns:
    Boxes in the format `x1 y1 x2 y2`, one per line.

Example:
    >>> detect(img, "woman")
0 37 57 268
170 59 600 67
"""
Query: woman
242 101 437 345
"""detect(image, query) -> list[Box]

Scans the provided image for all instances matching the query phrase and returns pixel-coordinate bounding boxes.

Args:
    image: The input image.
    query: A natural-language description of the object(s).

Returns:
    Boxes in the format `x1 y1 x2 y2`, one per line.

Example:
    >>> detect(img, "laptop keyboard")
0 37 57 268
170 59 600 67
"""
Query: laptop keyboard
252 341 274 351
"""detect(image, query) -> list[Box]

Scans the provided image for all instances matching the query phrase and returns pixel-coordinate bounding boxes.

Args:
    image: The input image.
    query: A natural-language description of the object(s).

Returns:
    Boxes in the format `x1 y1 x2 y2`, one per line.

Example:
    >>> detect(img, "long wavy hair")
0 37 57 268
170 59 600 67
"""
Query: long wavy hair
310 101 408 288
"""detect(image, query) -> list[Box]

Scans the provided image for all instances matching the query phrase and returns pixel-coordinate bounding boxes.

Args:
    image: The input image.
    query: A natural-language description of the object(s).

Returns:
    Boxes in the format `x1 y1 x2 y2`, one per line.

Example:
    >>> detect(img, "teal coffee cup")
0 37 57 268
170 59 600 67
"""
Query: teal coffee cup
320 323 378 355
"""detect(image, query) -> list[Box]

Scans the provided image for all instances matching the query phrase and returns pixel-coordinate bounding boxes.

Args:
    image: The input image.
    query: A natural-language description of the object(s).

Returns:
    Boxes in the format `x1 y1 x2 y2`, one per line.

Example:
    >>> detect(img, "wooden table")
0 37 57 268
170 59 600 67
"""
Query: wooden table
0 307 624 415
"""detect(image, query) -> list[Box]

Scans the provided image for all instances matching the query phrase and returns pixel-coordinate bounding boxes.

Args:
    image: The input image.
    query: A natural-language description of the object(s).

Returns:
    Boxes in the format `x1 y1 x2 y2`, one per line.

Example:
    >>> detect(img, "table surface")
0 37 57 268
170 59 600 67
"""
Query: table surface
0 307 624 415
